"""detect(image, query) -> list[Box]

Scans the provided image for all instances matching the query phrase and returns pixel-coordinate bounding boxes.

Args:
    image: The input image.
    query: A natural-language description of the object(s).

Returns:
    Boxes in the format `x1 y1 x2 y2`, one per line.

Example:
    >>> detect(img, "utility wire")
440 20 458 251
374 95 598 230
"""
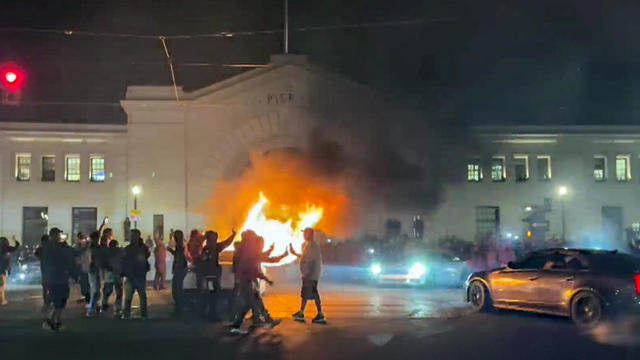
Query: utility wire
0 16 458 40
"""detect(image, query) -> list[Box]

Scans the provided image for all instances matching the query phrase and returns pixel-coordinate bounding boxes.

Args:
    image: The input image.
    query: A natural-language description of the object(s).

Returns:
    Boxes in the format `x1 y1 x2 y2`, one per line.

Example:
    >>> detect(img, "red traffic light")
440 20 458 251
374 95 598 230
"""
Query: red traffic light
0 65 25 90
5 71 17 84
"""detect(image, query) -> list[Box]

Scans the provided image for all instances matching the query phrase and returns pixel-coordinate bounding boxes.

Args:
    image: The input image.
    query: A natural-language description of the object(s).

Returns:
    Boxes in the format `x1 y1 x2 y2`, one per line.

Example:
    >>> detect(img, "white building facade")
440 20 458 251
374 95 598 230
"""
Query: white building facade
424 126 640 250
1 54 638 250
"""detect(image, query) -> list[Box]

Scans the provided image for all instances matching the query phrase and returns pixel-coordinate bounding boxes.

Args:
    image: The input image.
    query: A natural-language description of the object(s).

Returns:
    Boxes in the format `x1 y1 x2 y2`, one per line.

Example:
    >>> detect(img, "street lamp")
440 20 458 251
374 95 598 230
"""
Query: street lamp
132 185 141 229
558 186 568 241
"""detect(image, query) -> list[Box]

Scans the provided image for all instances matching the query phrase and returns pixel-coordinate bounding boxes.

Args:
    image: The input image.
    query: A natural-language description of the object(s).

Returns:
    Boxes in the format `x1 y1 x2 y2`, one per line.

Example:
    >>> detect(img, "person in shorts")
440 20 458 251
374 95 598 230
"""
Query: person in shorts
42 228 78 331
289 227 326 324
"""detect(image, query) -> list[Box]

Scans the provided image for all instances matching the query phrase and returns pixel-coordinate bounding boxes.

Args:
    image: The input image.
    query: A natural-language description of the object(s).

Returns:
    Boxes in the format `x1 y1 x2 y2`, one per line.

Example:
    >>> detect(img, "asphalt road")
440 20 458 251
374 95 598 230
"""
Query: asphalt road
2 281 640 360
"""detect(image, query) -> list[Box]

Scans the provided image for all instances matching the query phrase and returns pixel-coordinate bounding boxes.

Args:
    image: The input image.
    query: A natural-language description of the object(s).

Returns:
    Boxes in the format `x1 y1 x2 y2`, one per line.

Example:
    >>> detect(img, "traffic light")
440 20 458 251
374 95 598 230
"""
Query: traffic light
0 64 25 105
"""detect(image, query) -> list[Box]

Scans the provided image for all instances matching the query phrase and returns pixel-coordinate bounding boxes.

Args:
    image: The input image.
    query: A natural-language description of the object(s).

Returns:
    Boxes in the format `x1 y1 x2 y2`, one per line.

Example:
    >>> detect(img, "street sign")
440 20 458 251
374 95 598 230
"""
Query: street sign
129 209 142 216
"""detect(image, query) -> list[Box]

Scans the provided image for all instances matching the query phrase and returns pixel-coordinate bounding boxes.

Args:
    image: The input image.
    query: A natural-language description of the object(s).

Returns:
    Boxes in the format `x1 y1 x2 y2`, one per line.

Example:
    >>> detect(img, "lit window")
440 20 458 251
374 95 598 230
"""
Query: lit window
491 156 506 181
15 153 31 181
467 159 482 182
90 155 105 182
65 154 80 182
514 154 529 182
594 156 607 182
41 155 55 182
616 155 631 182
536 155 551 181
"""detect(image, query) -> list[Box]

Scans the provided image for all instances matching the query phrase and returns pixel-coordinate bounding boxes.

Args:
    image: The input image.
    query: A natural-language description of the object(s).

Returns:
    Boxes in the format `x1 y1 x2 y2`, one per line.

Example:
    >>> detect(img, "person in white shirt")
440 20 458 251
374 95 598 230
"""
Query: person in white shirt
289 227 326 324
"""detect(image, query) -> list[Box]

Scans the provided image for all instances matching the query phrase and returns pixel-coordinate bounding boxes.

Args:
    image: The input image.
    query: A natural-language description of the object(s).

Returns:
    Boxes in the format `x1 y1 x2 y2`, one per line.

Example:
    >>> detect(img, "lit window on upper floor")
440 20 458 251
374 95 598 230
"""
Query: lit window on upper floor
514 154 529 182
90 155 105 182
467 159 482 182
65 154 81 182
594 155 607 182
15 153 31 181
42 155 55 182
491 156 506 181
536 155 551 181
616 155 631 182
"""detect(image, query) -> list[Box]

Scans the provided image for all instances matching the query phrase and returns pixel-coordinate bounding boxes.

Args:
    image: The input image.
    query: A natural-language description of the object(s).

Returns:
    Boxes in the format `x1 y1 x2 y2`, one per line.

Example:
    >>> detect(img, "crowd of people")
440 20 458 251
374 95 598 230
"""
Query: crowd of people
0 219 327 334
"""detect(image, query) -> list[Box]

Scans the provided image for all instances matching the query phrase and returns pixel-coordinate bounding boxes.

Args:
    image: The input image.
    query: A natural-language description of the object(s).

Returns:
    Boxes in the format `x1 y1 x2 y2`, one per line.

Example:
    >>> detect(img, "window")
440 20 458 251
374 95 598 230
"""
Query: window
616 155 631 181
491 156 505 181
65 154 81 182
15 153 31 181
467 159 482 182
536 155 551 181
90 155 105 182
594 156 607 182
41 155 55 182
517 254 550 270
513 154 529 181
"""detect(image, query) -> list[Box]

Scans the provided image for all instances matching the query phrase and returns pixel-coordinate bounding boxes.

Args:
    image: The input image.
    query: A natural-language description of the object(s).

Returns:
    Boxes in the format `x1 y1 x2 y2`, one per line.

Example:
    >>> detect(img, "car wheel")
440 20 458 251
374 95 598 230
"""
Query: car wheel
571 291 602 328
468 280 492 312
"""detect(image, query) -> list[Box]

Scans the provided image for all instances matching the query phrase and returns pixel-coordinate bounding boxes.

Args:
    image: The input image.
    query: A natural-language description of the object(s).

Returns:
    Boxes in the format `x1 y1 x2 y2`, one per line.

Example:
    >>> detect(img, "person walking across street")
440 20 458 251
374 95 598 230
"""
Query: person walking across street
35 234 50 311
87 231 103 316
41 228 78 331
153 237 167 290
74 234 91 304
86 218 107 316
122 229 150 319
229 230 277 334
290 227 326 324
168 230 187 316
102 240 124 316
0 236 20 306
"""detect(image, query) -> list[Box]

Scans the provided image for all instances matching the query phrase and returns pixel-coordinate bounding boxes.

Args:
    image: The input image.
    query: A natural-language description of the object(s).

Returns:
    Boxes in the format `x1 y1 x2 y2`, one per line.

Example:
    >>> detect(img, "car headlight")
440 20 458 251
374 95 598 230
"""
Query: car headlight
408 263 427 278
371 263 382 275
21 264 28 271
19 273 26 280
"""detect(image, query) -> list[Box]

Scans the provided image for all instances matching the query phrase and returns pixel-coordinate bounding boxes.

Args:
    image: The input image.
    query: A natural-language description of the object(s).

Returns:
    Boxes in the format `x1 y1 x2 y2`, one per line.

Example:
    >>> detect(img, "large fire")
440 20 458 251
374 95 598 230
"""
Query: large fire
204 150 356 266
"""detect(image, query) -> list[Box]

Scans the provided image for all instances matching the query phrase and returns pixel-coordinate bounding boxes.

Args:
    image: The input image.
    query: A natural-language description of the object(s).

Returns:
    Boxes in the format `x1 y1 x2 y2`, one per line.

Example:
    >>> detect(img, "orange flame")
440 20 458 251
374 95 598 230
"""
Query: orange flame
204 150 356 265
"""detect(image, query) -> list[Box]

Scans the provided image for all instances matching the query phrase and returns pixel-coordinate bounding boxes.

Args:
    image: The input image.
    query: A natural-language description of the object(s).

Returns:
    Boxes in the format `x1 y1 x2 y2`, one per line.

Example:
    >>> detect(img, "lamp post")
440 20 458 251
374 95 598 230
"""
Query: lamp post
558 186 568 241
132 185 141 229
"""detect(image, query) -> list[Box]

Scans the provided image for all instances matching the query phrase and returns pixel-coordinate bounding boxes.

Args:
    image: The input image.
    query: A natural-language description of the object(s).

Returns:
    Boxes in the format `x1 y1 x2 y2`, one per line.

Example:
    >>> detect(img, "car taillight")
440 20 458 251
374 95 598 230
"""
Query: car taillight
634 273 640 294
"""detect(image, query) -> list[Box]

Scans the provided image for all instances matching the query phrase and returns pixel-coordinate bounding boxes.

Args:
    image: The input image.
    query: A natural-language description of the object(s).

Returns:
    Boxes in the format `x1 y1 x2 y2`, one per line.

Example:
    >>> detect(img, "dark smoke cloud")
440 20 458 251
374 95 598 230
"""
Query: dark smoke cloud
302 105 474 214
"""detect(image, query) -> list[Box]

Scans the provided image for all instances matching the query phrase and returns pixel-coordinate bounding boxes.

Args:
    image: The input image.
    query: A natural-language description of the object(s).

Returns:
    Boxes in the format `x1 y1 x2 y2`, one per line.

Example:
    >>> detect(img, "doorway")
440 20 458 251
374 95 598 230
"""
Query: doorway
22 207 48 246
72 207 97 242
153 214 164 241
602 206 623 245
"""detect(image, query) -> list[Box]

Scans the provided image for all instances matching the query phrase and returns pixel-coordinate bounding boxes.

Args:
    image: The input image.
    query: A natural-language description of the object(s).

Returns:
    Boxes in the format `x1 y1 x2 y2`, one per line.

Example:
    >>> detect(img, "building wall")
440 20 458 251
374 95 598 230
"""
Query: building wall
423 129 640 250
0 124 128 243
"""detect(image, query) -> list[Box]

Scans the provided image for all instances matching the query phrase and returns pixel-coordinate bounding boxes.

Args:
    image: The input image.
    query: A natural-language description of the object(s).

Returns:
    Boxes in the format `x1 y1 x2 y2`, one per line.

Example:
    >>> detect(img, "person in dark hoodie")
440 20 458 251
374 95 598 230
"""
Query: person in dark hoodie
41 228 78 331
0 236 20 306
35 234 50 311
195 229 235 322
122 229 150 319
168 230 187 316
229 230 277 334
102 240 124 316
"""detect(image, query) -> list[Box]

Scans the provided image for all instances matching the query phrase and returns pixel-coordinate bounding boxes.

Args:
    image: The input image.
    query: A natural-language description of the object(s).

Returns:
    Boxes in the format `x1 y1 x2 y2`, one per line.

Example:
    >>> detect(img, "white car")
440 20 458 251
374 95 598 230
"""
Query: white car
183 251 267 295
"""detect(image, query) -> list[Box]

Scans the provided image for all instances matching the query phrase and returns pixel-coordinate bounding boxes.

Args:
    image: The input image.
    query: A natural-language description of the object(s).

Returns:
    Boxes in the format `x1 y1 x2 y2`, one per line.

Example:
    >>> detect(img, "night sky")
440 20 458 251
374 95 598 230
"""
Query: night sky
1 0 639 125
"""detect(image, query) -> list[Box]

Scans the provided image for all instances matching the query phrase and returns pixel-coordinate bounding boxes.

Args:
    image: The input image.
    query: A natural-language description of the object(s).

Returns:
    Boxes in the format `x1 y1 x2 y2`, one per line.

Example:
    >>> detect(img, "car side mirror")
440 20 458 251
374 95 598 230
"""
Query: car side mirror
507 261 518 269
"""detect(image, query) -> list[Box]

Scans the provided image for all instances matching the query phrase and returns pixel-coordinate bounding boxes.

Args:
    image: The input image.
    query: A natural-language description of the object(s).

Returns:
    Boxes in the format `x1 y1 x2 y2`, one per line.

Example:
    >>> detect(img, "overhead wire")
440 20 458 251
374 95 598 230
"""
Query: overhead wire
0 16 458 40
0 16 458 107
